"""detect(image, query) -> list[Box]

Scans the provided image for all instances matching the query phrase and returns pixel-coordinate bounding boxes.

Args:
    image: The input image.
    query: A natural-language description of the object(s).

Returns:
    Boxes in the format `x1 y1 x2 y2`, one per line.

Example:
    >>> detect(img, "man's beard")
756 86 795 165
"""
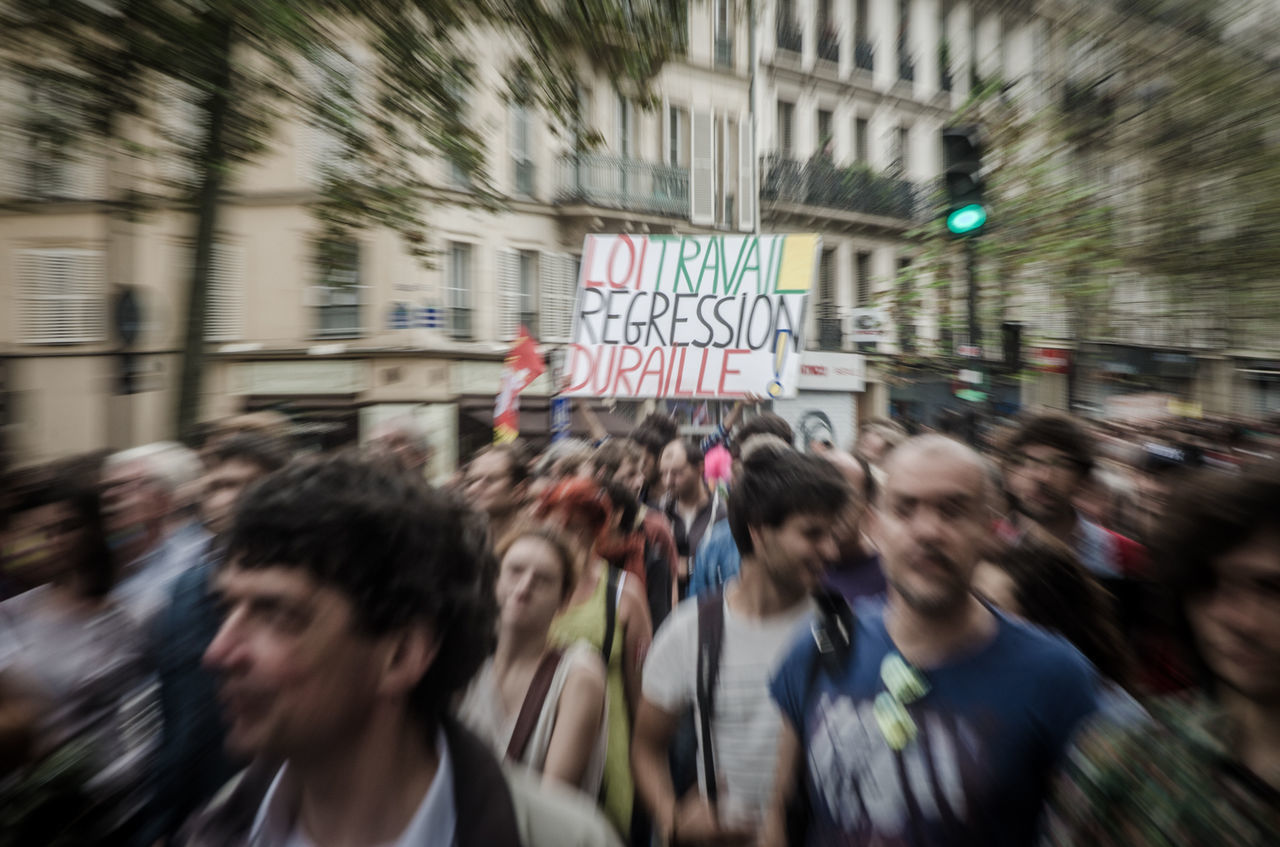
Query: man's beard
1016 486 1073 525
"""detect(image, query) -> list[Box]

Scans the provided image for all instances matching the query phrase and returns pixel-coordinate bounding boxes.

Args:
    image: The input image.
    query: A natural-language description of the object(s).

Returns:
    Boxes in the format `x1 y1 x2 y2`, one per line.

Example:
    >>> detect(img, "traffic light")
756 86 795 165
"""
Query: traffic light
941 125 985 236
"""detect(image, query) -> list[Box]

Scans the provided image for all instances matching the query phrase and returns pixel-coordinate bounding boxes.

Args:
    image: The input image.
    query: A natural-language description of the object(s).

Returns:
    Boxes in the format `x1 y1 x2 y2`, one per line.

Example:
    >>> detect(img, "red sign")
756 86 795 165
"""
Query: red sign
1029 347 1070 374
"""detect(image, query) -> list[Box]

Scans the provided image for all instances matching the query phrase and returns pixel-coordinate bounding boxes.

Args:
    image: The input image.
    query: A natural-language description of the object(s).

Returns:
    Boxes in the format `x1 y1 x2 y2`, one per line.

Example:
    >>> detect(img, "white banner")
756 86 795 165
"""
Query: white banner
562 233 818 399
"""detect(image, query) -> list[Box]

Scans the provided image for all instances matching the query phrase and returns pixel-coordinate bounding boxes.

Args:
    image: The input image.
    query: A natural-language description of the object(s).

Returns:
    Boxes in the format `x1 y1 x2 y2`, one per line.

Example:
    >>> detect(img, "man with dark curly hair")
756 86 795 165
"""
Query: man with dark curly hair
181 453 618 847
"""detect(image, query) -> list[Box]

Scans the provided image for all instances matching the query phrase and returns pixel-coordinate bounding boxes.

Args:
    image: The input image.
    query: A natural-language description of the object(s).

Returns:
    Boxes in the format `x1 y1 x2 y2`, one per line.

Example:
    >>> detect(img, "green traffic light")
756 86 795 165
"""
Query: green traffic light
947 203 987 235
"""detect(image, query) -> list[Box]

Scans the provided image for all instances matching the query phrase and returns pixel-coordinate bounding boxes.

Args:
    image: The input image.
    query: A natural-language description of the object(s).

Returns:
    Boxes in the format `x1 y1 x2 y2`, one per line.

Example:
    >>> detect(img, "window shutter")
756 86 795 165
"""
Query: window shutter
498 249 520 341
690 109 715 225
738 114 754 231
159 81 203 190
540 252 576 343
18 250 47 342
0 75 19 198
18 249 104 344
75 249 106 340
207 243 245 341
297 48 358 185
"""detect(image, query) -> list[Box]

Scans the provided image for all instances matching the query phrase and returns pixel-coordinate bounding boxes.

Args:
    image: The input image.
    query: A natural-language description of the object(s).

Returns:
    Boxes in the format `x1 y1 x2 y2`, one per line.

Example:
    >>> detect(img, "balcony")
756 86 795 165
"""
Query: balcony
715 35 734 68
556 153 689 218
817 316 843 351
818 27 840 63
854 39 874 71
760 154 918 221
776 18 802 53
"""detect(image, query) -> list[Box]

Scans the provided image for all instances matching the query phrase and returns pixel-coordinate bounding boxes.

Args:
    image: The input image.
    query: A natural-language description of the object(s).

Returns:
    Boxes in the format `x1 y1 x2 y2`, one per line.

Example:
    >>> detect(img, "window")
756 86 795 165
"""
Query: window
818 0 839 62
856 251 872 305
715 0 734 68
897 256 914 352
854 117 869 163
778 100 795 157
855 0 869 43
313 240 362 338
617 93 634 158
777 0 801 52
817 249 840 351
573 84 593 149
21 75 99 200
722 115 738 226
817 109 834 157
540 253 579 343
444 77 477 188
207 244 245 342
894 124 910 174
898 0 915 81
519 250 538 335
667 105 689 166
299 48 362 185
17 248 105 344
511 103 535 196
447 242 472 340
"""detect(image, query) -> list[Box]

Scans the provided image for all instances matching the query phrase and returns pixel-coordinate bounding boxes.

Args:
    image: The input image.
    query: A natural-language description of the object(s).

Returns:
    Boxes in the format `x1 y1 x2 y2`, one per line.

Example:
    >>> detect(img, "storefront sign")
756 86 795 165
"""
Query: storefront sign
230 361 365 395
850 307 889 343
796 352 866 392
1029 348 1070 374
562 233 817 399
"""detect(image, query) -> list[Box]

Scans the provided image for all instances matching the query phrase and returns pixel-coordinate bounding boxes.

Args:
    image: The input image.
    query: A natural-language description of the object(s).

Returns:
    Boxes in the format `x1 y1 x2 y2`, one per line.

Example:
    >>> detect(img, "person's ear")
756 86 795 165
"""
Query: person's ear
377 621 439 698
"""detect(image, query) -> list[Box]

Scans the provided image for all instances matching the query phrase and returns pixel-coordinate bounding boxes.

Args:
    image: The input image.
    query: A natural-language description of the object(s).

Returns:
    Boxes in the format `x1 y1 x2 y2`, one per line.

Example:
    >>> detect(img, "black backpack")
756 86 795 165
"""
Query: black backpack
673 587 856 842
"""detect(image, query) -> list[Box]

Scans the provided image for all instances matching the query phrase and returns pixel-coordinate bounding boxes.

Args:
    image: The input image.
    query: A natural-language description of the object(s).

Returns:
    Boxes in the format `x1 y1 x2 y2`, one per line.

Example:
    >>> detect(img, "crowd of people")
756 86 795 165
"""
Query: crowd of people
1 399 1278 846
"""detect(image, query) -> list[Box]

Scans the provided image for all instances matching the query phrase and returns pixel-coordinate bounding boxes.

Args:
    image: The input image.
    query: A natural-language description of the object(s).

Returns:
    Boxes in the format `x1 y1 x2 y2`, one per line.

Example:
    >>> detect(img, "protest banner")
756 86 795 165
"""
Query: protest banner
494 327 546 442
561 233 818 399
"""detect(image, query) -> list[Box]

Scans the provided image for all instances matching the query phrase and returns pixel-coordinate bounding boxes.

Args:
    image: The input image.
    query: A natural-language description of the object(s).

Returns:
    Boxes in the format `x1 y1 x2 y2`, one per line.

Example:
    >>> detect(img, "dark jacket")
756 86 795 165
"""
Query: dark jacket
140 555 237 844
177 717 619 847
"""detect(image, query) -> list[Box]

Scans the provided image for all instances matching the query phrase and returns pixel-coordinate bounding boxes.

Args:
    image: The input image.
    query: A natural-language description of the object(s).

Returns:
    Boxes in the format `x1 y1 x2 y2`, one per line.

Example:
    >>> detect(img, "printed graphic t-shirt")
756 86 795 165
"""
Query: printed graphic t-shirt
769 601 1099 847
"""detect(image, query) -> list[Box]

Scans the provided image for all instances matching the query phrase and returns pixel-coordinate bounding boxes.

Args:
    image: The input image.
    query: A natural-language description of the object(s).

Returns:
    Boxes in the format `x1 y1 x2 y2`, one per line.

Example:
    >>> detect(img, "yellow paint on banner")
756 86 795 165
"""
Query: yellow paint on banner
773 234 820 293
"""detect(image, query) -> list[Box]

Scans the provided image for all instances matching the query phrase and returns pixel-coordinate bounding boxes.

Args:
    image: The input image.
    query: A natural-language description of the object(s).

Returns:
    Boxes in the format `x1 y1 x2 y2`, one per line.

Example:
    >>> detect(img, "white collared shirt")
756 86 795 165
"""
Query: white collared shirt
248 727 456 847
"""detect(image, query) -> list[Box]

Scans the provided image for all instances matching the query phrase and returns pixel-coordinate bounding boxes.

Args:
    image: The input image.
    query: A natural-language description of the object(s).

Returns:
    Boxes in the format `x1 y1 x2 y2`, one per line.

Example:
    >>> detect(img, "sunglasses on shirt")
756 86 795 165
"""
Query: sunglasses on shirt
873 652 929 751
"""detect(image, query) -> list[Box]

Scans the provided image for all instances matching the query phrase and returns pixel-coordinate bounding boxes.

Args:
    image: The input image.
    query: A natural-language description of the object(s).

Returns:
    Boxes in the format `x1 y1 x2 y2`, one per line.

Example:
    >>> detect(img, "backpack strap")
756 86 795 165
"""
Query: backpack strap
695 590 726 806
505 648 564 763
600 566 621 665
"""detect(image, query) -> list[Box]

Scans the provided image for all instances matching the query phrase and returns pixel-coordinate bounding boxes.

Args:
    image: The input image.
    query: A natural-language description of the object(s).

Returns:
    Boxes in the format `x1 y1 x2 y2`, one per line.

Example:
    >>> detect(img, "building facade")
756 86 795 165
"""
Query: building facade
4 1 1269 470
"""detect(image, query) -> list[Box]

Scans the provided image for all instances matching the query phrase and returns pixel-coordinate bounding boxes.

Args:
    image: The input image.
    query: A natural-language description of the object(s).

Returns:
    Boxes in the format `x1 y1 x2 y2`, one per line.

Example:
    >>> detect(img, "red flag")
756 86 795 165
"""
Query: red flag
494 327 546 443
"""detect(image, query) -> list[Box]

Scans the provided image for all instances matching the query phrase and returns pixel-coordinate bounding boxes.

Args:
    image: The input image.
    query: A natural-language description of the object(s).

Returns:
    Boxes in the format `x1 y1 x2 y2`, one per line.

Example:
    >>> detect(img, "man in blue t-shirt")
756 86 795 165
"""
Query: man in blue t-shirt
764 435 1099 847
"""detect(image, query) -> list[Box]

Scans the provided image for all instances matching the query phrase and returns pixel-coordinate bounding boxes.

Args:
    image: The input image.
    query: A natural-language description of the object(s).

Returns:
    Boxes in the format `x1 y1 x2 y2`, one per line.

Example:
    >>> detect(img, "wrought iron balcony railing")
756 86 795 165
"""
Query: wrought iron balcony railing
556 153 689 218
777 18 802 53
760 154 918 221
817 316 843 351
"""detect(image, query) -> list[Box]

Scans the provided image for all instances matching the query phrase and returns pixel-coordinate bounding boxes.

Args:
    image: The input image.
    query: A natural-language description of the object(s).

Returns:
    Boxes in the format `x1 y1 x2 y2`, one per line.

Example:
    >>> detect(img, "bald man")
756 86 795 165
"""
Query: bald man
764 436 1099 847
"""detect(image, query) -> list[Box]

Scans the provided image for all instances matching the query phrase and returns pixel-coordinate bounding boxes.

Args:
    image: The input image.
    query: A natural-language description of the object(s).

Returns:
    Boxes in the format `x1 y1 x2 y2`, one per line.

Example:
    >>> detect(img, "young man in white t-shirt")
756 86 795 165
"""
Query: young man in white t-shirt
632 444 852 846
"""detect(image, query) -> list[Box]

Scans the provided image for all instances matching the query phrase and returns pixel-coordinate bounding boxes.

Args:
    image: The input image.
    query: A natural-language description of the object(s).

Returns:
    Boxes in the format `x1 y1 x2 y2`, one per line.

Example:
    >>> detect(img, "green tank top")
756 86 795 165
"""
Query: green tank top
549 564 632 836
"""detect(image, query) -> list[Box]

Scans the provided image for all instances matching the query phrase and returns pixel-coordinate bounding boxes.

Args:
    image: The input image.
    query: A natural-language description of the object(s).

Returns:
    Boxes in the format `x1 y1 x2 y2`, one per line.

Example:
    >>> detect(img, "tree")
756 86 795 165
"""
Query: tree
2 0 687 441
902 0 1280 400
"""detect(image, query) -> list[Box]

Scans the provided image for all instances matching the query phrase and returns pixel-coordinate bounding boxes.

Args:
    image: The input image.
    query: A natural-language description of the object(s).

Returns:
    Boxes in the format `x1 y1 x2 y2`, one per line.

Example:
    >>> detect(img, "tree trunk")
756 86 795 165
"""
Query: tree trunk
175 16 234 443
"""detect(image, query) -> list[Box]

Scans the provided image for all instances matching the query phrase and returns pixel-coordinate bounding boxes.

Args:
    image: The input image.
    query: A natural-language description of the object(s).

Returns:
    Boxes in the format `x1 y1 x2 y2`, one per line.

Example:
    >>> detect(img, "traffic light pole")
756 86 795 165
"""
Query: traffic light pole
965 236 980 446
966 236 978 352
